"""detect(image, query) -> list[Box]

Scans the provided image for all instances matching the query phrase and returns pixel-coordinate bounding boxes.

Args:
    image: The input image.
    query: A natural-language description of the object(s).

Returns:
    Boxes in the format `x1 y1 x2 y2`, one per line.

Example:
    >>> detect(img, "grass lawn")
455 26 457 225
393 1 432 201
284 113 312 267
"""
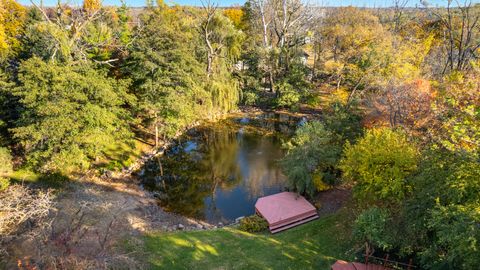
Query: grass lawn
7 169 69 189
144 213 353 270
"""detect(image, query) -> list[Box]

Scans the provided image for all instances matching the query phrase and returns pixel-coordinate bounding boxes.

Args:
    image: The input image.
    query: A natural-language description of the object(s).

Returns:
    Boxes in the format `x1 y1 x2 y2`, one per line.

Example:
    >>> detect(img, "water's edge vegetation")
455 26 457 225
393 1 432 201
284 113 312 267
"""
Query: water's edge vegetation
0 0 479 269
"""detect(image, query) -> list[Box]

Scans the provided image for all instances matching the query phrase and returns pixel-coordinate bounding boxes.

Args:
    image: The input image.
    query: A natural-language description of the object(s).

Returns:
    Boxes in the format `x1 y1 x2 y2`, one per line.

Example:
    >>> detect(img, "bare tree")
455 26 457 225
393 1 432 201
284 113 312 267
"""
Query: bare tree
249 0 276 92
392 0 409 33
28 0 122 65
0 185 54 257
200 0 219 78
249 0 315 92
426 0 480 73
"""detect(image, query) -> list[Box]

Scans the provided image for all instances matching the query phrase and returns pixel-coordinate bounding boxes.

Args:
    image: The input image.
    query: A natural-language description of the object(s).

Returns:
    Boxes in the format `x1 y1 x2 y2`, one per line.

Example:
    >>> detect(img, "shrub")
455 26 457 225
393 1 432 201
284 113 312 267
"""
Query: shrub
304 93 322 107
242 91 259 106
340 128 418 204
323 102 363 143
281 121 342 196
353 207 393 251
0 177 9 191
312 170 332 191
238 214 268 233
276 82 300 108
0 147 13 175
106 160 124 171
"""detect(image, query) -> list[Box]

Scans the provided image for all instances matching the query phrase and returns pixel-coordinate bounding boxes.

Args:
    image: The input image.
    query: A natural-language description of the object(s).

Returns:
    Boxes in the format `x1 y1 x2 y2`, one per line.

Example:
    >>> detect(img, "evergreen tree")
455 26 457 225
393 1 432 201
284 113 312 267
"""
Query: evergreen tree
11 57 132 172
125 2 210 144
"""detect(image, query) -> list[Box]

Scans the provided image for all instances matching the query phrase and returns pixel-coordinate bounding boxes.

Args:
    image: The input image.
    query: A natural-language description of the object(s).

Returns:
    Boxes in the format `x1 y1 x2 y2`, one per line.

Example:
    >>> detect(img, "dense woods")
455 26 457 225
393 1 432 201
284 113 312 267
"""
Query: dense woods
0 0 479 269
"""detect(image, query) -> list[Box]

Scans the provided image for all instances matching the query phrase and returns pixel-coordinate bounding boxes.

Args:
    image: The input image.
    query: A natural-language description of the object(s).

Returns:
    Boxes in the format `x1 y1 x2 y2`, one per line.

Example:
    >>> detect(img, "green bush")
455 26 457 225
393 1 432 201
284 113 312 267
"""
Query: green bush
242 91 259 106
340 128 418 204
106 160 124 171
238 214 268 233
0 147 13 175
304 93 322 107
353 207 393 251
281 121 342 196
276 82 300 108
323 103 363 143
0 177 9 191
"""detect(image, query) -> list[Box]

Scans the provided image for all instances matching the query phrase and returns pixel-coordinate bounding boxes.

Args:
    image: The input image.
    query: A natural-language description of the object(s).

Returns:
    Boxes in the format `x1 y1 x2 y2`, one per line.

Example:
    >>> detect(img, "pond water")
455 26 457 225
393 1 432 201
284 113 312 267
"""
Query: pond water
139 113 304 224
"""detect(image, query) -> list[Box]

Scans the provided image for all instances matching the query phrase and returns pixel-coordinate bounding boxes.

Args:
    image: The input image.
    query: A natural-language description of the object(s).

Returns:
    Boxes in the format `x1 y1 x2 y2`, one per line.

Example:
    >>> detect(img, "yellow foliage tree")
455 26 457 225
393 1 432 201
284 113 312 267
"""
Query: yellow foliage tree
0 0 26 59
223 8 244 29
83 0 101 13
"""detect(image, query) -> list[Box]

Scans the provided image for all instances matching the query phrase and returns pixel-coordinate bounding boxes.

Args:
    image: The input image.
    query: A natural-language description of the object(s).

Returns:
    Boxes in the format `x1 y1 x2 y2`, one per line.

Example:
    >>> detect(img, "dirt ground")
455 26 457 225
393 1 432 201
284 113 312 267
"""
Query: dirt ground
314 186 352 217
2 175 213 269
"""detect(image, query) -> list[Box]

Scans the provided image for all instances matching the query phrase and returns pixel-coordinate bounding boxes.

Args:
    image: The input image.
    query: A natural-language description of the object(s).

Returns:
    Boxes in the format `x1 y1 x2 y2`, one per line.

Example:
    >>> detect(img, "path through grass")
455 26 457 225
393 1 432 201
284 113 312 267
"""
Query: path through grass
144 213 352 269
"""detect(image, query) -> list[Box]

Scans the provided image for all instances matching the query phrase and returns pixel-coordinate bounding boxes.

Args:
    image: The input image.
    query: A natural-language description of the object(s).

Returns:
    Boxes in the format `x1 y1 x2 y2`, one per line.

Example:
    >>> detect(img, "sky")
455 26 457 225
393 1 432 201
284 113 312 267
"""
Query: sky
18 0 479 8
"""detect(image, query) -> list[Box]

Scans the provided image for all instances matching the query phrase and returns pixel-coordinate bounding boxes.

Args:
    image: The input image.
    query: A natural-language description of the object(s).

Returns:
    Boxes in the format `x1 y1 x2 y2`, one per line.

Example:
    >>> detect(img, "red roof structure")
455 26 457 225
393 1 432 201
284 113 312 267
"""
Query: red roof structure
255 192 319 233
331 260 392 270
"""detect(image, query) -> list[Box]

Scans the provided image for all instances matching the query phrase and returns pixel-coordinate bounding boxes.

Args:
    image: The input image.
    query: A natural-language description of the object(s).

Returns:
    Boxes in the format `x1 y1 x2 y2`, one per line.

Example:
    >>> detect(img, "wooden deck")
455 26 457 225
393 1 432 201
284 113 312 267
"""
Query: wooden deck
332 260 392 270
255 192 319 233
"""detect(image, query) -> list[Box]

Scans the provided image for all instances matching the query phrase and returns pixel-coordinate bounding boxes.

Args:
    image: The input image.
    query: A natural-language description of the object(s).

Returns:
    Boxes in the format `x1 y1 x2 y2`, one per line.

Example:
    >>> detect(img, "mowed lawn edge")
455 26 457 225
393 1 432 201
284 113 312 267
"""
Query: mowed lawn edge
144 213 353 270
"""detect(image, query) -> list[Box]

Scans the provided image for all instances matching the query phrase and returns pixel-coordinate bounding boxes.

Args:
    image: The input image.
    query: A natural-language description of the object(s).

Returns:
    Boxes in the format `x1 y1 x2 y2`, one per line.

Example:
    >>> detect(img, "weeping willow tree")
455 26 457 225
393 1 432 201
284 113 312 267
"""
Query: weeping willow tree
126 2 244 144
207 76 240 117
126 2 210 144
199 2 244 118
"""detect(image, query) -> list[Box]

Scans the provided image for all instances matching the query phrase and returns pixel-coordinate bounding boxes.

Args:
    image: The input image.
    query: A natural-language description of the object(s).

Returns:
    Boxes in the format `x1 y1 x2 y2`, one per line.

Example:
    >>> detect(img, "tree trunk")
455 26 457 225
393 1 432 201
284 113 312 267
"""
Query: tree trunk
154 113 159 148
268 68 275 93
207 53 213 78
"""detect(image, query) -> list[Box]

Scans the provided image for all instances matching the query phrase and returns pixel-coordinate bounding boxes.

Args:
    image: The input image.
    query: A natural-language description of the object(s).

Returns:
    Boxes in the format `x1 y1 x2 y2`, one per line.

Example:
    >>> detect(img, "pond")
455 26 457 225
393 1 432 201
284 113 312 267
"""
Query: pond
138 112 305 224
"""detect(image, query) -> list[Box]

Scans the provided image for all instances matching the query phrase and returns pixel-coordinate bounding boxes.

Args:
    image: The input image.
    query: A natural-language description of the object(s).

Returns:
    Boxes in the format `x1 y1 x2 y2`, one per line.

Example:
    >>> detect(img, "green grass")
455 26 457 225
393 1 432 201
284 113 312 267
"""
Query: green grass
7 169 40 183
144 213 352 270
100 139 150 171
6 169 69 189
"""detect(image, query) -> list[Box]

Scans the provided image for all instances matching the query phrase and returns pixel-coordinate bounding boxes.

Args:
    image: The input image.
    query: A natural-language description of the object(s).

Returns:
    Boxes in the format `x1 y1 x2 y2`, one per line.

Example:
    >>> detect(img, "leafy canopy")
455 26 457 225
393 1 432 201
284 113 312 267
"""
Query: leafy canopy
353 207 393 251
12 57 132 172
281 121 342 196
340 128 418 204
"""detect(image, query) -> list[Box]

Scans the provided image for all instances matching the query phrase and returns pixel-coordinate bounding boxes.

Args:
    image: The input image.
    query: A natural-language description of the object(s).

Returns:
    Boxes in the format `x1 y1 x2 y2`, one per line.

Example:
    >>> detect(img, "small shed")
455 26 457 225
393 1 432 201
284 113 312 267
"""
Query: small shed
255 192 318 233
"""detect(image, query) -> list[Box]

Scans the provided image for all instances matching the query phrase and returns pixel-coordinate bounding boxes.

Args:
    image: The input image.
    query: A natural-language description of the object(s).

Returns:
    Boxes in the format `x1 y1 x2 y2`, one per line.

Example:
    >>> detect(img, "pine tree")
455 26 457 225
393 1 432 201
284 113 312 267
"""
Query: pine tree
12 57 133 172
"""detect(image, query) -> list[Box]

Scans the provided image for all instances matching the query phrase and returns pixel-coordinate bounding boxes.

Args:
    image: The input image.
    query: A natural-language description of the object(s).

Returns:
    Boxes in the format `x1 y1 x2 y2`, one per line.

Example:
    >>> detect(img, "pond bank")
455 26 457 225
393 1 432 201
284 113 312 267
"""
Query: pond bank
4 107 339 268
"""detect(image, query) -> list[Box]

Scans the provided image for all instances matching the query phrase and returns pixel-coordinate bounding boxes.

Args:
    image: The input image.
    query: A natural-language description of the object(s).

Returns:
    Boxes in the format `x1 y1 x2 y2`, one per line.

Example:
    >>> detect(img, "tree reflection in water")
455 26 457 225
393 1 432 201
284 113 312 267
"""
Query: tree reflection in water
140 113 299 223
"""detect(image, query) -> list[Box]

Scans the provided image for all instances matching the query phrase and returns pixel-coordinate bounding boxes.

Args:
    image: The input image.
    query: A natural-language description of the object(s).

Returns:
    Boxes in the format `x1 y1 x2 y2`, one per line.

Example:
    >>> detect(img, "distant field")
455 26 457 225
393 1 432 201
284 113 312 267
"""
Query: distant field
144 213 352 270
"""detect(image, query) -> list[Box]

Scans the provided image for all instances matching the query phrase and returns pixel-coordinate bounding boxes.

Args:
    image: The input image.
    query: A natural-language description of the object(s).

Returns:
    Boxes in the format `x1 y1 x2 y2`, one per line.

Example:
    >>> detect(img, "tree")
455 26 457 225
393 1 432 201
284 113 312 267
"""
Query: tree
402 149 480 269
199 1 244 77
244 0 313 93
0 0 26 59
223 8 244 29
116 0 132 46
430 71 480 155
315 7 391 106
340 128 418 205
281 121 342 196
11 57 132 172
126 1 210 145
21 1 123 65
83 0 101 14
374 79 435 131
353 207 393 257
425 1 480 73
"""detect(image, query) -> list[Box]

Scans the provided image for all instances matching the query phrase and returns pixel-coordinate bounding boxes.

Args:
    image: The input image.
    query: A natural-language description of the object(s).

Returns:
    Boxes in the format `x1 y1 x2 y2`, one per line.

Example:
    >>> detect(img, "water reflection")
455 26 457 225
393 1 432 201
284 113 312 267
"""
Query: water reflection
139 113 300 223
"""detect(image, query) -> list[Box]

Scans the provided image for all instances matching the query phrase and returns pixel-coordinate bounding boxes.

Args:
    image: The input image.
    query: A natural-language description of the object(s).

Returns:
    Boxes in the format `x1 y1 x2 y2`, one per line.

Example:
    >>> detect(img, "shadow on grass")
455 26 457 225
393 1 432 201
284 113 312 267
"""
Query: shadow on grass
8 170 70 189
145 213 352 270
96 139 150 171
